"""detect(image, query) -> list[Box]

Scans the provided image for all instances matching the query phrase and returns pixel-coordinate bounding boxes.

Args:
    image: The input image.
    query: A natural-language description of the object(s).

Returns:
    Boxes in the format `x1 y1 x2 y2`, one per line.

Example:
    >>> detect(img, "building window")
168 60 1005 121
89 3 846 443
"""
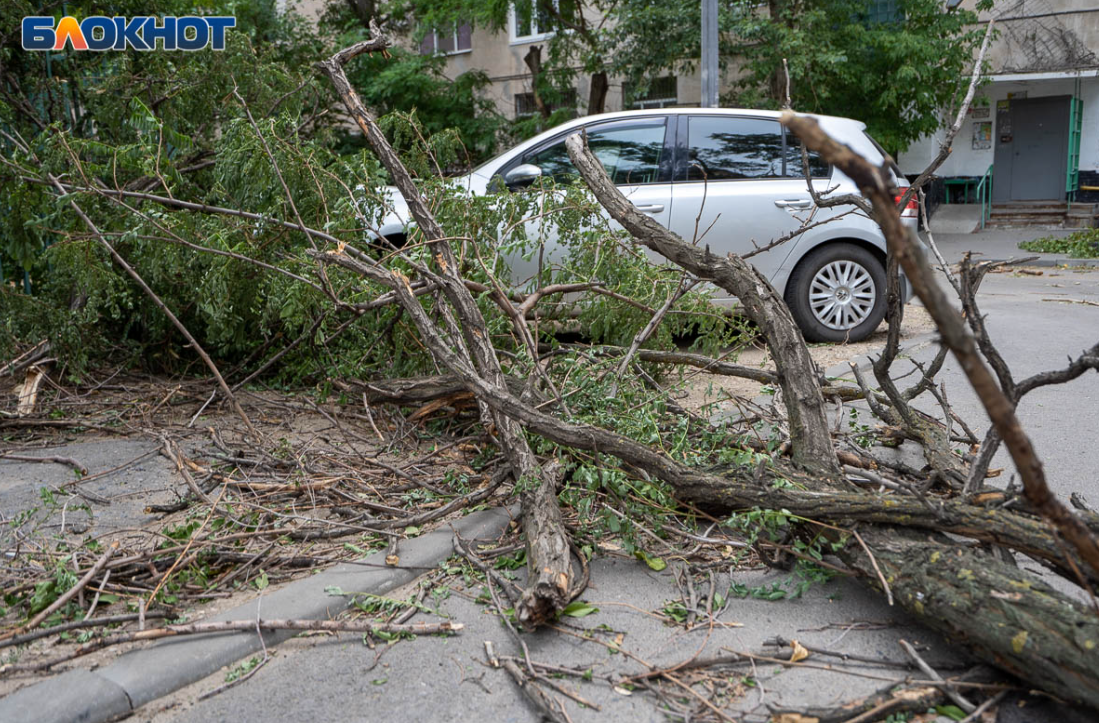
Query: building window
514 88 576 118
419 24 472 55
866 0 902 25
510 1 555 44
623 76 678 110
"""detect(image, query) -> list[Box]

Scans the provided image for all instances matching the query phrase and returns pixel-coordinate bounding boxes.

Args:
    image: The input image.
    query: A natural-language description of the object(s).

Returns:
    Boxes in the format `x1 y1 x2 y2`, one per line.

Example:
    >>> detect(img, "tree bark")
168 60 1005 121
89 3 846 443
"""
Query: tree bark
523 46 552 119
845 528 1099 710
587 71 608 115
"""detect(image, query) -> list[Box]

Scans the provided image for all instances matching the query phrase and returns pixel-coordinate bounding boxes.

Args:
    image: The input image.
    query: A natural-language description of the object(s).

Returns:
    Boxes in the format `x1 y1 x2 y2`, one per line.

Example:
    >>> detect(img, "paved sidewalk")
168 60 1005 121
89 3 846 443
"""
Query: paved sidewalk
0 507 514 723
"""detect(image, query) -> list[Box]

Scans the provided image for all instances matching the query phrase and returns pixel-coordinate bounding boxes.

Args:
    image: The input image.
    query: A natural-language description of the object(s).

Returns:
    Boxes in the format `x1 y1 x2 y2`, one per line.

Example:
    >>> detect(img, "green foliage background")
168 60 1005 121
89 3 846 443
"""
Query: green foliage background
1 0 747 385
2 0 989 384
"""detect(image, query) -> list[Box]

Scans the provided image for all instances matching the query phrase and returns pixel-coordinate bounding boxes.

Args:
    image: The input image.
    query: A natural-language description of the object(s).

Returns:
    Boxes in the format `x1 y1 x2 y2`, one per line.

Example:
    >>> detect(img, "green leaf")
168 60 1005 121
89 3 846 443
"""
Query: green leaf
561 601 599 618
324 585 344 596
634 550 667 571
935 705 967 721
253 571 269 591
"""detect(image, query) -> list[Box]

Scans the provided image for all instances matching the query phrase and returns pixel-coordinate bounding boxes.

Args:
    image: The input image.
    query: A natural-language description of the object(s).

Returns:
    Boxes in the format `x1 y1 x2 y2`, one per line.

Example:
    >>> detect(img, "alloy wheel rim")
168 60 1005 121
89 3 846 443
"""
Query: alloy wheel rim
808 260 876 331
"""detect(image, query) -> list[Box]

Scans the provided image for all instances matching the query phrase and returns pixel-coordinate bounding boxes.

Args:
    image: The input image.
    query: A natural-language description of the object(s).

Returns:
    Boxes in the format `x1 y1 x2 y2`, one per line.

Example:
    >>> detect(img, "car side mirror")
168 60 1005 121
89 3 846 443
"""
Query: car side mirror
504 163 543 190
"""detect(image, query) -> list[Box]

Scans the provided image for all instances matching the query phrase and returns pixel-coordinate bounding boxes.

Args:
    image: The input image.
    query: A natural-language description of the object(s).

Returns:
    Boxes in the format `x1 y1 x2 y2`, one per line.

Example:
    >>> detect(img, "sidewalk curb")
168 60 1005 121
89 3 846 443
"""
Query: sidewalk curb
821 331 939 382
0 506 515 723
994 255 1099 269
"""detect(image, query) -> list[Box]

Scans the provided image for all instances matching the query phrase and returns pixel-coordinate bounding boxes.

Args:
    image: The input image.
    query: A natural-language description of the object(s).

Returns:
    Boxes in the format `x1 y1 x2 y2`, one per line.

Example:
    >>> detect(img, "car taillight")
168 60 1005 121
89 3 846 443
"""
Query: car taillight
894 192 918 218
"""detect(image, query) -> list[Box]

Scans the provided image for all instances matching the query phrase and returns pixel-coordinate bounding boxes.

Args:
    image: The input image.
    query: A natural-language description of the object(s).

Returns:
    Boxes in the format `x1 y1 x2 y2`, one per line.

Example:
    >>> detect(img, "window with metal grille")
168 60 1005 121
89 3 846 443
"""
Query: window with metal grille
866 0 902 25
514 88 577 117
623 77 678 110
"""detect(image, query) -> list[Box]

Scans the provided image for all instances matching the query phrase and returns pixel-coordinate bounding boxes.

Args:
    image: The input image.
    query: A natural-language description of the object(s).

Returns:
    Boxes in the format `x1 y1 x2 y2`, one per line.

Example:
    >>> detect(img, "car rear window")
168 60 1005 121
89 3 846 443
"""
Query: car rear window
686 116 784 180
862 131 903 178
685 116 829 181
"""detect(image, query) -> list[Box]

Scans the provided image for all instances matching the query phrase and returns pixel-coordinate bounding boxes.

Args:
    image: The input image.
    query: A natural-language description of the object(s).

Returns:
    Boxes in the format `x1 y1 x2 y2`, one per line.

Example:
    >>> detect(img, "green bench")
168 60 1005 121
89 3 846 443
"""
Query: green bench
942 177 979 204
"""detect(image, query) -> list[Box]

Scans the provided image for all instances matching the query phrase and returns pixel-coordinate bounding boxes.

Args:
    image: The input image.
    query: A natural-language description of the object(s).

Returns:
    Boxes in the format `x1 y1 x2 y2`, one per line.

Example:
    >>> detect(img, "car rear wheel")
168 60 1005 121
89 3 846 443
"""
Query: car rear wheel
784 243 886 343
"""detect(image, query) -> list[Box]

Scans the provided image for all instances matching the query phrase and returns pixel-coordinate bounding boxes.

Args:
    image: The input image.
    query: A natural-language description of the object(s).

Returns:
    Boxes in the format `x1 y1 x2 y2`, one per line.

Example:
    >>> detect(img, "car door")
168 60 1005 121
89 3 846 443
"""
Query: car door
499 117 672 287
668 115 833 299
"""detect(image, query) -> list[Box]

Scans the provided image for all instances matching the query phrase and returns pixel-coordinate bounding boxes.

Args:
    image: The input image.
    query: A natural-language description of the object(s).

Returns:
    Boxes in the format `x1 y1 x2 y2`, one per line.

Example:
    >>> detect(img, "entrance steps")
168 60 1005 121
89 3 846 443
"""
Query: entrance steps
987 201 1098 228
1067 203 1099 229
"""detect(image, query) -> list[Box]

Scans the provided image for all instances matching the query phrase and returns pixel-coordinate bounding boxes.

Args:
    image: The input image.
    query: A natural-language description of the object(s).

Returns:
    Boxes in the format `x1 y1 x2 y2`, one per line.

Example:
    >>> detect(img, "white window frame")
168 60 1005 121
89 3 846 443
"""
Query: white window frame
421 25 472 56
509 1 555 45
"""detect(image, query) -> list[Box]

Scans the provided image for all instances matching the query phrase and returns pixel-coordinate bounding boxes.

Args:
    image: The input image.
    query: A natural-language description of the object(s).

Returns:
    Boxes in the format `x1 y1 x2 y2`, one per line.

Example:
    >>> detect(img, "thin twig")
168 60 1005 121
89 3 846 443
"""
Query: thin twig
900 639 976 713
851 530 892 606
14 541 119 635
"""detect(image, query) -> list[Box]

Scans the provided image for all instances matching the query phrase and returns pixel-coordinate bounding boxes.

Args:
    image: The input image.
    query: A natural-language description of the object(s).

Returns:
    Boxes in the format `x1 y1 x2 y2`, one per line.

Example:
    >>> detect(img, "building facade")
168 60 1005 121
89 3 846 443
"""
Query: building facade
418 6 693 120
293 1 1098 205
898 0 1099 204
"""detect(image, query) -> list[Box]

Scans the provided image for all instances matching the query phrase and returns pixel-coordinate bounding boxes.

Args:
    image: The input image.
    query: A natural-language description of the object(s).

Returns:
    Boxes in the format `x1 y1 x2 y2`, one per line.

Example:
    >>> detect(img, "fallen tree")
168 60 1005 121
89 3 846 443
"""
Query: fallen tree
5 21 1098 717
305 27 1099 711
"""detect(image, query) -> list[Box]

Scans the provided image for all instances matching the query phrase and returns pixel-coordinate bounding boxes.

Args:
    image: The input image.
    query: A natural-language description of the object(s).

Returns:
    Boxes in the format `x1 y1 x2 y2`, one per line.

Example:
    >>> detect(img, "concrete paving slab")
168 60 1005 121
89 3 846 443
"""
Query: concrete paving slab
929 203 981 234
0 507 514 723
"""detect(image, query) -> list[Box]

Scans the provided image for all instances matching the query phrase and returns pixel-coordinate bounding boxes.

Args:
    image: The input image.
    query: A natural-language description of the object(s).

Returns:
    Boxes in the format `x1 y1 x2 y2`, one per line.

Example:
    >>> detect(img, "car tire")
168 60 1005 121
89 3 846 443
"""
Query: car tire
784 243 886 343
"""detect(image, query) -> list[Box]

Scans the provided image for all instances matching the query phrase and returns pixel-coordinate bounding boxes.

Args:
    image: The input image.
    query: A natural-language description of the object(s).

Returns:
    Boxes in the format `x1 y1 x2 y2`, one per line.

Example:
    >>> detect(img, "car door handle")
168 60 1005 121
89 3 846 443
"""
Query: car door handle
774 199 812 209
635 204 665 213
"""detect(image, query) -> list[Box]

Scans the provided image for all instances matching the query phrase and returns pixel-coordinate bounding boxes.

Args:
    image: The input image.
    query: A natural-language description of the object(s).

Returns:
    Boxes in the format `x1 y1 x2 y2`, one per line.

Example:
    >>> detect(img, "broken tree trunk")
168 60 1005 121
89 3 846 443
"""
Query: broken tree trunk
562 127 1099 710
311 30 1099 707
317 26 573 627
846 527 1099 708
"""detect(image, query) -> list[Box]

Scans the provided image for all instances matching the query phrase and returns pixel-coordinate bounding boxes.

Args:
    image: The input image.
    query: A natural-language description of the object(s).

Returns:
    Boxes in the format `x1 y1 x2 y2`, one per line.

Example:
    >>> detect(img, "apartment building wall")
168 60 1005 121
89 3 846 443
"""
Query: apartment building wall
899 0 1099 202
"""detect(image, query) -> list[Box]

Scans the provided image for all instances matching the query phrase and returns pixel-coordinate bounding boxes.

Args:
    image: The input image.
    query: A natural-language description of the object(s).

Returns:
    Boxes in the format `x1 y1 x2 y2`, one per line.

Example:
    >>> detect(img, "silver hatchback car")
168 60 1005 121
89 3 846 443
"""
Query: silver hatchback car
375 109 918 342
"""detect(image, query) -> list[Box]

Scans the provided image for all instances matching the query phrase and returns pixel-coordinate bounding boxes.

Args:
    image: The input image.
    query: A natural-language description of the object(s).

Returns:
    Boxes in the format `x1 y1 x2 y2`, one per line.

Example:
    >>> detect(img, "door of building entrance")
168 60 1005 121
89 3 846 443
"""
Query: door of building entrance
993 95 1070 202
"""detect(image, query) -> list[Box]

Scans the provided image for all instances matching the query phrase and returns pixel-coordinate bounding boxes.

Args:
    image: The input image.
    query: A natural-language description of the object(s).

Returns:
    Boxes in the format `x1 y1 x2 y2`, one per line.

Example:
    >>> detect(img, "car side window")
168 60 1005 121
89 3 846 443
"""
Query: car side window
524 119 667 185
686 117 784 181
782 133 830 179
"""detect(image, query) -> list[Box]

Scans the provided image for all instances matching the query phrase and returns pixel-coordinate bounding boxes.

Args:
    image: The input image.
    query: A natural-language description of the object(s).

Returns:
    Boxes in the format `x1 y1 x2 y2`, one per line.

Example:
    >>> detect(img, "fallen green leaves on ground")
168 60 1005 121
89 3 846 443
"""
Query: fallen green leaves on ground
1020 229 1099 258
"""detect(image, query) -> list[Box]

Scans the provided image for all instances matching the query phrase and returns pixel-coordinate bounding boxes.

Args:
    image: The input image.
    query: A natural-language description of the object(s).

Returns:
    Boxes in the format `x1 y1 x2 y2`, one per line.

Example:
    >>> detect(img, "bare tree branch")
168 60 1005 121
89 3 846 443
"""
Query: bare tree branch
782 110 1099 579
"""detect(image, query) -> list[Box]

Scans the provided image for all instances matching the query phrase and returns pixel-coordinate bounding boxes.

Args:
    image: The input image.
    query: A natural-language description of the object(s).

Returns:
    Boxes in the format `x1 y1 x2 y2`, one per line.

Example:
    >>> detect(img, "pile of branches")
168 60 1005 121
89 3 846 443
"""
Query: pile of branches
0 387 515 668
